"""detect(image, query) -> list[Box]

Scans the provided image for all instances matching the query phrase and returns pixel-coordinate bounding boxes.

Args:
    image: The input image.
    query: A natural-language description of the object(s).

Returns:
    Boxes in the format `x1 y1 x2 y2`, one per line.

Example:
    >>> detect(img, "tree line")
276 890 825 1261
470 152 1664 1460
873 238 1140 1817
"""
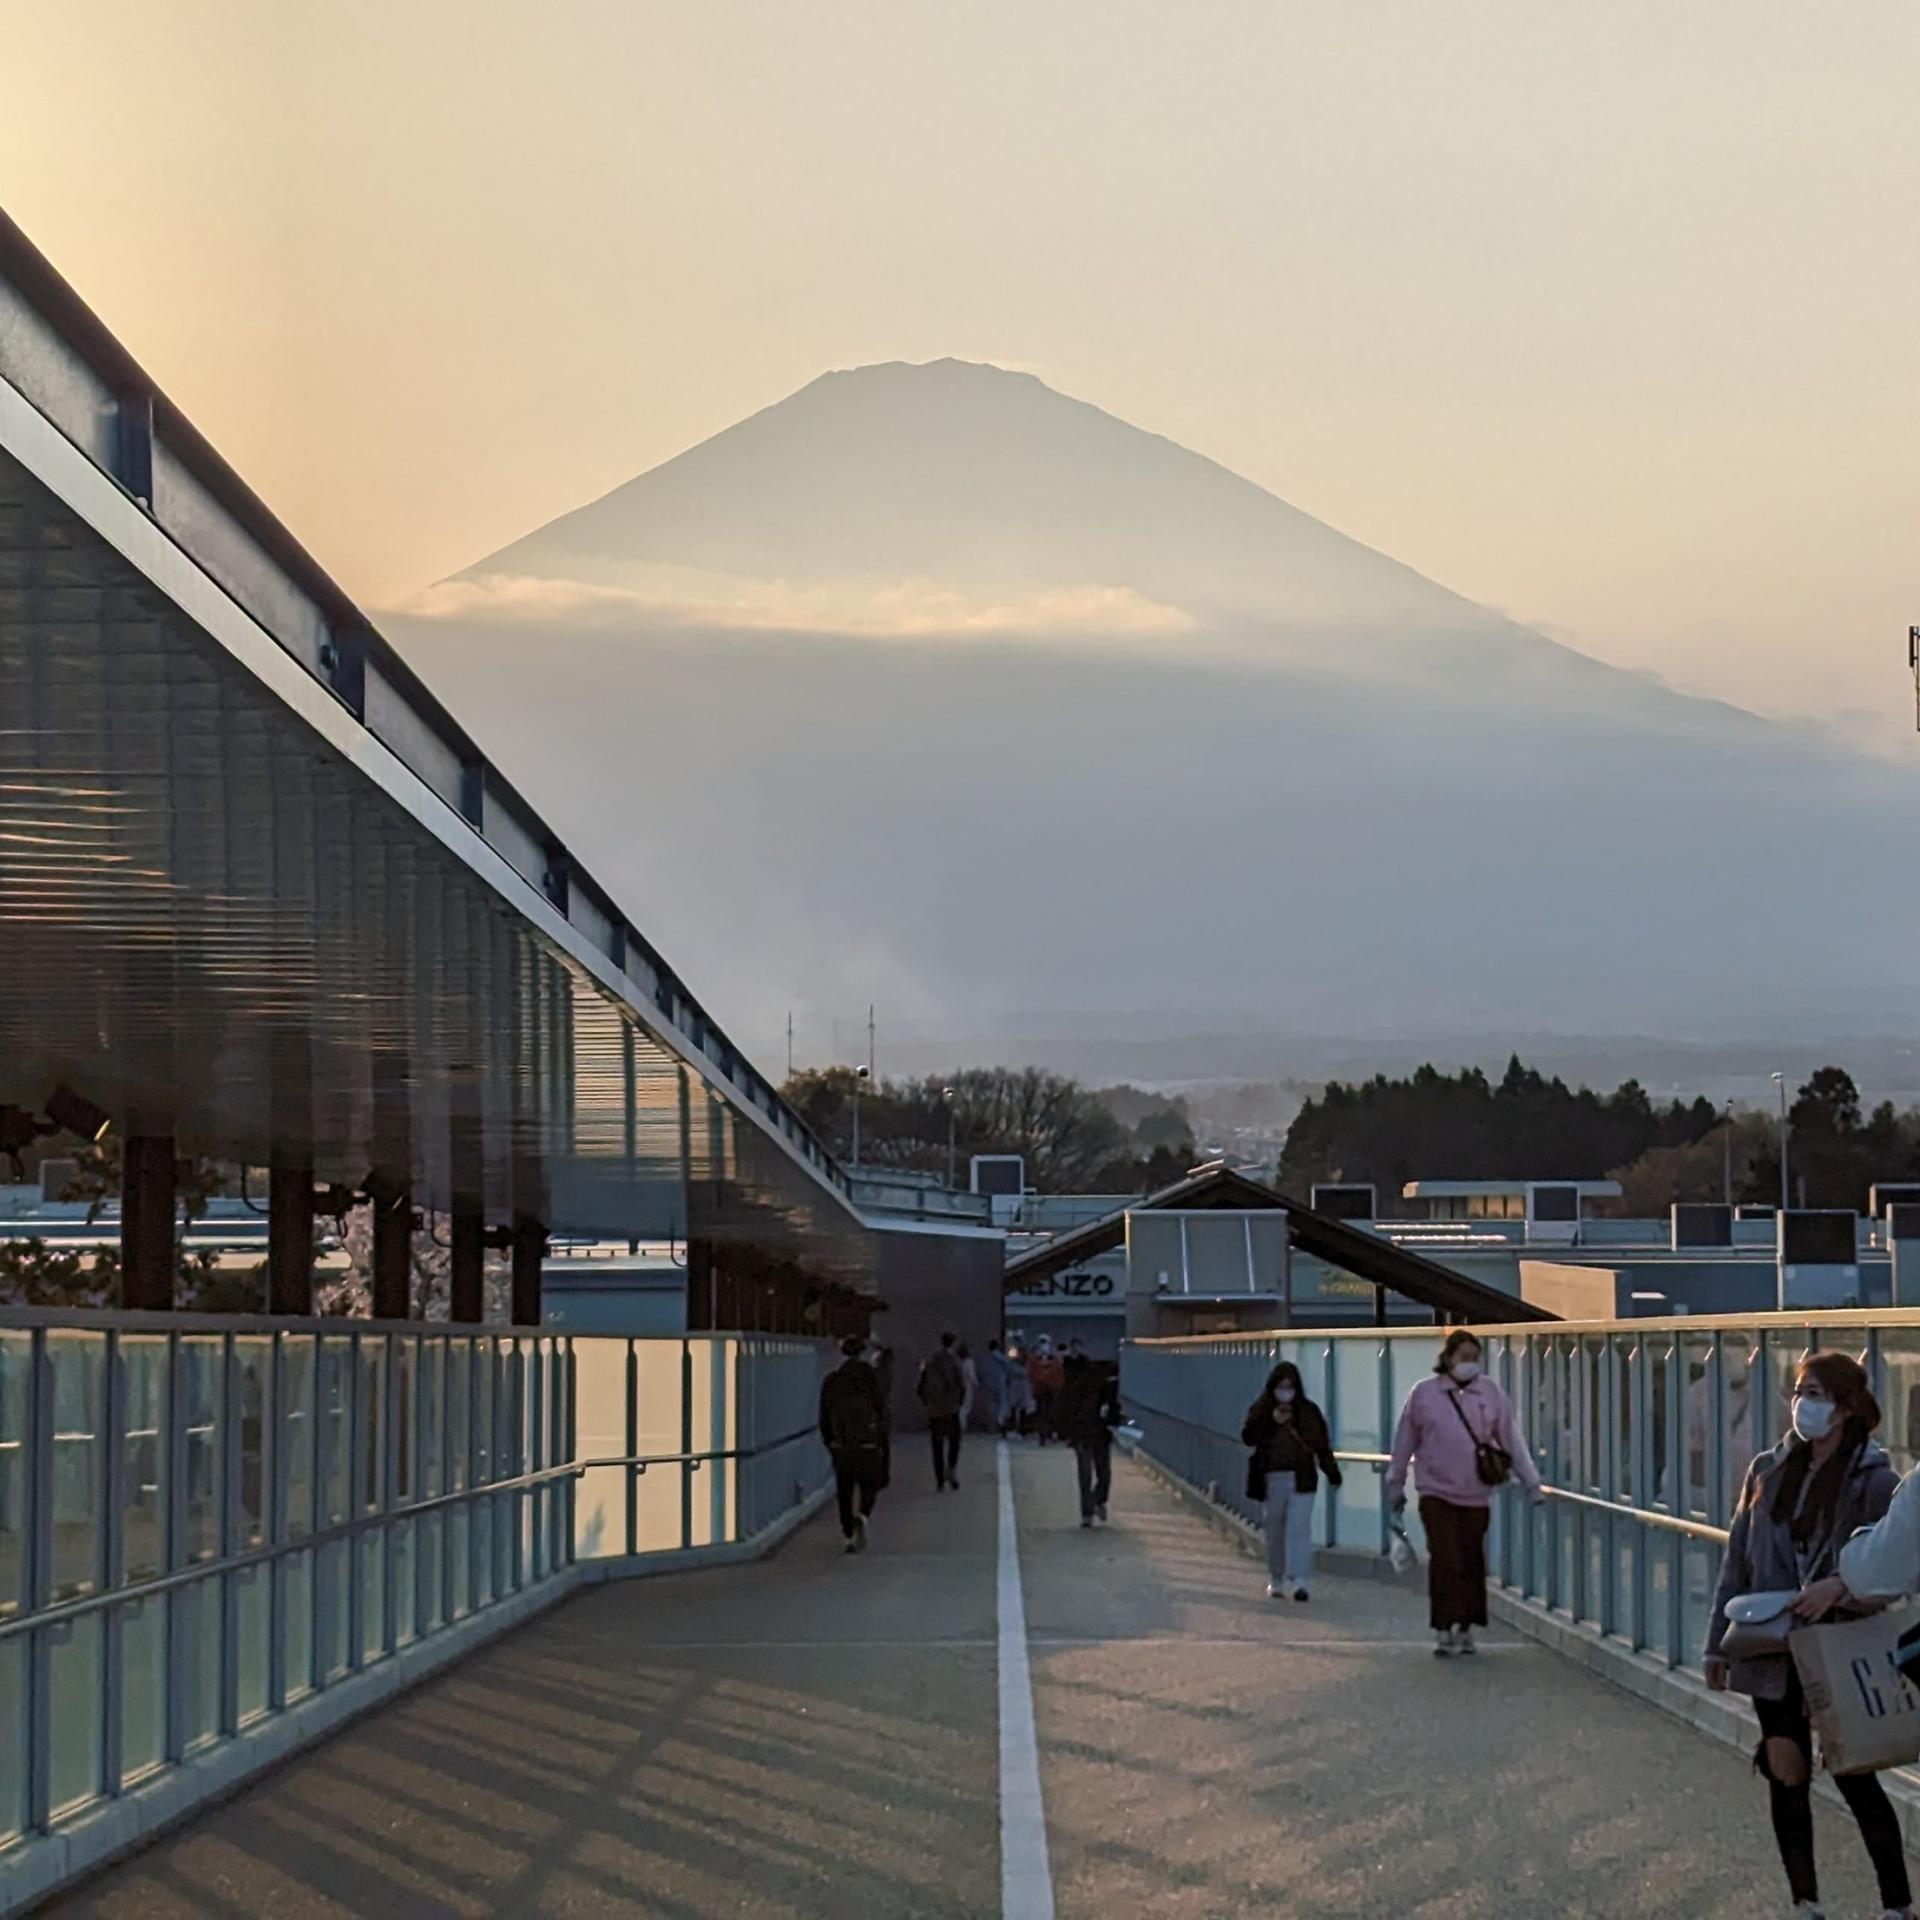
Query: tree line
1279 1056 1920 1214
781 1066 1195 1193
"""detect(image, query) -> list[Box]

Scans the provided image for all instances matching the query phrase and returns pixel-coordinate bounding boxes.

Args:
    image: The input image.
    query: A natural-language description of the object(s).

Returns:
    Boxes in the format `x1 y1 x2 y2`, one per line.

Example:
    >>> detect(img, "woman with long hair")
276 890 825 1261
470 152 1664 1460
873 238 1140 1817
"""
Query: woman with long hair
1241 1360 1341 1600
1706 1352 1911 1920
1385 1329 1542 1657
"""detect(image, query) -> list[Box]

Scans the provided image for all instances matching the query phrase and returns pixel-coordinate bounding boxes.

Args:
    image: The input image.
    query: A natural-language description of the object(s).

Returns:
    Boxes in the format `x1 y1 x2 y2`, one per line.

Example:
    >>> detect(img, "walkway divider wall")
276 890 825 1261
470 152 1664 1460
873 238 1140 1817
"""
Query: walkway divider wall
1124 1312 1920 1848
0 1311 833 1914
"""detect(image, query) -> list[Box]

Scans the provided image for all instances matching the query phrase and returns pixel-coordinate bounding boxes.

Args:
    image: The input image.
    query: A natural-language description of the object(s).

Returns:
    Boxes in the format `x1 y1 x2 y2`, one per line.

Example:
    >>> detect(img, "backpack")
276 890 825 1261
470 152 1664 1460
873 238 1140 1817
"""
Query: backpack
832 1370 884 1450
839 1397 883 1450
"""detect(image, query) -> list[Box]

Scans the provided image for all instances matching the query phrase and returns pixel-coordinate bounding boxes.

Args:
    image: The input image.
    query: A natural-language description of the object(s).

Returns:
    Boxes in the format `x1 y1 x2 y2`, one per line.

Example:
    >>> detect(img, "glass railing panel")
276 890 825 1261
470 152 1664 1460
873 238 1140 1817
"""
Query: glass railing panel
0 1635 20 1841
176 1570 222 1752
280 1546 314 1702
178 1335 225 1568
118 1593 166 1783
320 1335 353 1531
573 1337 627 1561
48 1332 103 1602
316 1536 350 1684
121 1334 167 1585
0 1333 26 1622
281 1334 315 1542
1331 1337 1383 1544
1878 1325 1920 1480
46 1614 103 1818
234 1562 270 1725
234 1335 270 1554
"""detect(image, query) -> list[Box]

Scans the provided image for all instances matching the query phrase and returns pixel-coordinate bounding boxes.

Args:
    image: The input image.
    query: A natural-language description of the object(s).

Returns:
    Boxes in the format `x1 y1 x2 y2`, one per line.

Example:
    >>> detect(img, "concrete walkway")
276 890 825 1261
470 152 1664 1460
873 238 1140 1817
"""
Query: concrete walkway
51 1444 1900 1917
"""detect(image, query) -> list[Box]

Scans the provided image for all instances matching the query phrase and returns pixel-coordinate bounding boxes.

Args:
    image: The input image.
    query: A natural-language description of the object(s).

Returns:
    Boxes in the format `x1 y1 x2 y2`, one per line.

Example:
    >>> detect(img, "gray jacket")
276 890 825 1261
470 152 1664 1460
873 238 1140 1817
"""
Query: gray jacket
1706 1435 1896 1699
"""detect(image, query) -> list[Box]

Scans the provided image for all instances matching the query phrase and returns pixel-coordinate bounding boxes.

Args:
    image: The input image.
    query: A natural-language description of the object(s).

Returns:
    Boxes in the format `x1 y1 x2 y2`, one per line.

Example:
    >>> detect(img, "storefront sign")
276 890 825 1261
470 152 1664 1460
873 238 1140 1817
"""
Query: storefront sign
1011 1270 1116 1300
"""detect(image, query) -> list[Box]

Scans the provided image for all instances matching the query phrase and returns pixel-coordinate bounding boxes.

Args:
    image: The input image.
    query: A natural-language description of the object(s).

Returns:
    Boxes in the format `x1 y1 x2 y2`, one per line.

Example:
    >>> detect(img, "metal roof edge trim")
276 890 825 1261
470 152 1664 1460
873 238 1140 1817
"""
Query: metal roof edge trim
0 374 863 1232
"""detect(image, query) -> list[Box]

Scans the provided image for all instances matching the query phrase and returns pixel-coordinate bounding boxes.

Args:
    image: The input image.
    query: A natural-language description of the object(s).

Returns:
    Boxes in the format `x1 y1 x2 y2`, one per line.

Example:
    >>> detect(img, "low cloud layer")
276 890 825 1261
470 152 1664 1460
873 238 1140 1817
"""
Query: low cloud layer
401 569 1196 641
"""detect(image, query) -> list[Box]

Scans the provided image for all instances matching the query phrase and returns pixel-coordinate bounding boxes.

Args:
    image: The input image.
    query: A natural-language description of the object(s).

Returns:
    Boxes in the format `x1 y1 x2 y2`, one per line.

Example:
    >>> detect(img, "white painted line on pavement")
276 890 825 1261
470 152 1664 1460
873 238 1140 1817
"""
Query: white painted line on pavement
998 1438 1055 1920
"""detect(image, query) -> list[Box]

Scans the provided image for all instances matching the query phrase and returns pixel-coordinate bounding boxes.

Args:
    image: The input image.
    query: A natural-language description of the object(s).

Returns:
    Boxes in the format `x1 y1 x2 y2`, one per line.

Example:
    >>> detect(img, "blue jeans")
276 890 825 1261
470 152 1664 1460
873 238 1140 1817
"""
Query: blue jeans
1264 1481 1316 1585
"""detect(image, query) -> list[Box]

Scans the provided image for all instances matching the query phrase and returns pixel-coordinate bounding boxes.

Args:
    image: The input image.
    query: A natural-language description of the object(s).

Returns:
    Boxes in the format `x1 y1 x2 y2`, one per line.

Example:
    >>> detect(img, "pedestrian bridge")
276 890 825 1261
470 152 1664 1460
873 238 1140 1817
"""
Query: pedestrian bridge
10 1310 1920 1916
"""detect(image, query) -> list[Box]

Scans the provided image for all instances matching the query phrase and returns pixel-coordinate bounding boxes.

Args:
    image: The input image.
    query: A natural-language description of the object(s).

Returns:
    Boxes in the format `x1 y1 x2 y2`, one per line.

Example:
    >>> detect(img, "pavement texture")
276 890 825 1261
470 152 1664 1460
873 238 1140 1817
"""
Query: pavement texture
48 1441 1908 1918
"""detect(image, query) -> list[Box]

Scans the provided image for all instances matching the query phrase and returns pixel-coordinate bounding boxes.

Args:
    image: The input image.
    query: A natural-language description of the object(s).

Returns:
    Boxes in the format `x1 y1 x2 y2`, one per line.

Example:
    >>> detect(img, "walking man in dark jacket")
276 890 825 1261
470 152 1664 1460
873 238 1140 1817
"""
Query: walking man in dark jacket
1057 1340 1122 1527
919 1332 969 1491
820 1337 888 1553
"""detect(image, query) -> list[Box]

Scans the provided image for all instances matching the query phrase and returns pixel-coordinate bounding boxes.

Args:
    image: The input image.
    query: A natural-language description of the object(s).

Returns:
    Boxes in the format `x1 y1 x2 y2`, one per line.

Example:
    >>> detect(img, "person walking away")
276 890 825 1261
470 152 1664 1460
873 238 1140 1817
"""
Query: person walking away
979 1339 1010 1436
1004 1343 1035 1438
1704 1352 1911 1920
918 1332 968 1490
1028 1337 1065 1445
1242 1360 1341 1600
1057 1340 1122 1527
957 1341 979 1431
1386 1330 1542 1656
819 1336 888 1554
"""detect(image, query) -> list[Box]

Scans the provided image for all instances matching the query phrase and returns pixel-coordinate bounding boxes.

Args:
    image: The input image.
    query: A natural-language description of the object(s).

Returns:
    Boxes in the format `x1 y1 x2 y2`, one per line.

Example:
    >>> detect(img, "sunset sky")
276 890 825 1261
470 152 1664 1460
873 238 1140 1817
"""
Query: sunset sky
7 1 1917 738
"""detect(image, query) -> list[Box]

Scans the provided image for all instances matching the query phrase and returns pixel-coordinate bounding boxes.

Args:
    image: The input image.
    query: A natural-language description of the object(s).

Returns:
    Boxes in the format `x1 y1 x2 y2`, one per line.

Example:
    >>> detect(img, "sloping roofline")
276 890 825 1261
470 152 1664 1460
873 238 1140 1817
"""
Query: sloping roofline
1004 1163 1557 1324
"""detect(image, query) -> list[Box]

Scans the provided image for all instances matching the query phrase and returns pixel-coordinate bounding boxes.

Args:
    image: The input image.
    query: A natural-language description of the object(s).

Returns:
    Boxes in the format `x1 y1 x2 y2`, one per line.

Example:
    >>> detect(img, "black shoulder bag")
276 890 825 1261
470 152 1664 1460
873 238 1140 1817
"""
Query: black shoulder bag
1447 1388 1513 1488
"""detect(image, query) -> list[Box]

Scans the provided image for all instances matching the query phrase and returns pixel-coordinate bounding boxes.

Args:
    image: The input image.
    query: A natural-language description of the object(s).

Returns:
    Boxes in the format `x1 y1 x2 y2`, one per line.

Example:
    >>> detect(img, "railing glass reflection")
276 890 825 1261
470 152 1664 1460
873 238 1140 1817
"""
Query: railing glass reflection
1124 1313 1920 1670
0 1312 828 1898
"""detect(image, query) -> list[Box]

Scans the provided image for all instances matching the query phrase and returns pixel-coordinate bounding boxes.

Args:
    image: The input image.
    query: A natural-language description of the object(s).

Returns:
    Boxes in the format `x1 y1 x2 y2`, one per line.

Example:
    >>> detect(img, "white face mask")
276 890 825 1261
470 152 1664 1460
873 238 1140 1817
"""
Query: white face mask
1450 1360 1482 1385
1792 1394 1836 1442
1274 1386 1297 1404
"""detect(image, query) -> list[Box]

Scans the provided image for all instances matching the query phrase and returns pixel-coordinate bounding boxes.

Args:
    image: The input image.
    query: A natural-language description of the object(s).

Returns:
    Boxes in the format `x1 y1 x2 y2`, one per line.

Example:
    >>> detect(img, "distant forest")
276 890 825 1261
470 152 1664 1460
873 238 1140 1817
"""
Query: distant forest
781 1066 1194 1193
1278 1057 1920 1215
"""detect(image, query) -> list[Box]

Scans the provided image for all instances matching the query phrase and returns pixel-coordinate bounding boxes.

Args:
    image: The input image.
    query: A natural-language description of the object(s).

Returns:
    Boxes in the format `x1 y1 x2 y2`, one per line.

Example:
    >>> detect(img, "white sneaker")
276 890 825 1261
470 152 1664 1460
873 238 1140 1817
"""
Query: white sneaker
1095 1503 1108 1525
1266 1581 1284 1599
1790 1900 1823 1917
1434 1628 1457 1658
1455 1626 1477 1656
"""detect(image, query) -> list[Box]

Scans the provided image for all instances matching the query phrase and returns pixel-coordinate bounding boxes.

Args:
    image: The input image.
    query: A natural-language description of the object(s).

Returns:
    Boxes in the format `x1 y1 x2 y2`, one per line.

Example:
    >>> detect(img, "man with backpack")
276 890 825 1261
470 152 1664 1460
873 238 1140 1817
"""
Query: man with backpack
1057 1340 1123 1527
819 1335 888 1553
918 1331 969 1491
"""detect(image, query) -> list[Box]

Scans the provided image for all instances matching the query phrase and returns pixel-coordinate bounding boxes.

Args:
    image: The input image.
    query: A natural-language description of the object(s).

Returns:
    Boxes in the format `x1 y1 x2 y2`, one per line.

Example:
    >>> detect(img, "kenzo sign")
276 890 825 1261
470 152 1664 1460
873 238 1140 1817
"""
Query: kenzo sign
1015 1272 1115 1299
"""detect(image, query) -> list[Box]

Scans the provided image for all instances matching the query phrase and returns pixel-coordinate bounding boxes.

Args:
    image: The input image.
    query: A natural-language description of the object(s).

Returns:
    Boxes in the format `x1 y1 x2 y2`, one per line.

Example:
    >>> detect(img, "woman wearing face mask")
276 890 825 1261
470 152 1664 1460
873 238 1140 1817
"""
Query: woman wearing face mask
1241 1361 1341 1600
1385 1330 1542 1657
1704 1352 1909 1920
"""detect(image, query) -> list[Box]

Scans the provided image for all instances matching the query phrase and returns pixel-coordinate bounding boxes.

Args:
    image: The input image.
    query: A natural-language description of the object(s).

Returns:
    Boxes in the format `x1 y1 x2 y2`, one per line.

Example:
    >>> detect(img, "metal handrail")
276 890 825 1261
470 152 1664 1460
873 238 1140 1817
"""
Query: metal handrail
577 1423 821 1474
0 1459 583 1642
1133 1407 1735 1546
0 1424 825 1643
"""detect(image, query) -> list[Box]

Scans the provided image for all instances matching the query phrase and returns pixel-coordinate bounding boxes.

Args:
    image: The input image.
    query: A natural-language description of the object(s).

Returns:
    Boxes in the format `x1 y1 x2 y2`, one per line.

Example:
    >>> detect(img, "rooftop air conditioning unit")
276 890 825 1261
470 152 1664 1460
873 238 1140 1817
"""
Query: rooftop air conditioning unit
1311 1184 1376 1222
1671 1203 1733 1250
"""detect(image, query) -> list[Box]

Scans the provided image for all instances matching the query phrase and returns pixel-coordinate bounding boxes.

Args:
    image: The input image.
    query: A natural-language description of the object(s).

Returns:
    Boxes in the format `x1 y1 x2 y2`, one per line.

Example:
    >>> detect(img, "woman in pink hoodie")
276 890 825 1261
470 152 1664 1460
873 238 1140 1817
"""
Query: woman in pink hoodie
1386 1330 1543 1657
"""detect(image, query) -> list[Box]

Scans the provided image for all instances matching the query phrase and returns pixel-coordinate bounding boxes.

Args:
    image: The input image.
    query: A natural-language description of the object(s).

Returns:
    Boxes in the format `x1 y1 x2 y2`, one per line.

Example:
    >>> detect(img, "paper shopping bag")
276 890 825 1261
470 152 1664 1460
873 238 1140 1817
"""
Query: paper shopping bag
1792 1610 1920 1776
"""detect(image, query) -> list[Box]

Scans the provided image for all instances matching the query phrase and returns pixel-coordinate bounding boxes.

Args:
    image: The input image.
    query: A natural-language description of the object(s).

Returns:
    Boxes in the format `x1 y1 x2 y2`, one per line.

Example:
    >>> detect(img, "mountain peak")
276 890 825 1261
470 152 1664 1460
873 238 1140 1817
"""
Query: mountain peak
447 355 1491 641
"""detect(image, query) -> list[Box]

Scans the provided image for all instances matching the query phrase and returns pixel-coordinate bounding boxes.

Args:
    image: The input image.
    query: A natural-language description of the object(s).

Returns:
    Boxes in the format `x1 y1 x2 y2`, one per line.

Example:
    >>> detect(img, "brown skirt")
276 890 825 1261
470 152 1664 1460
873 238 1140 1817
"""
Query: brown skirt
1419 1495 1490 1629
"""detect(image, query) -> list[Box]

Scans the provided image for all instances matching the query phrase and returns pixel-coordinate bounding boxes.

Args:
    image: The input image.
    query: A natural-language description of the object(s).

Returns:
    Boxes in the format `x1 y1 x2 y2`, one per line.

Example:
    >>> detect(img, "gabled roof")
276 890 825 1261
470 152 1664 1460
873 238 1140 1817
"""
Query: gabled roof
1003 1163 1556 1324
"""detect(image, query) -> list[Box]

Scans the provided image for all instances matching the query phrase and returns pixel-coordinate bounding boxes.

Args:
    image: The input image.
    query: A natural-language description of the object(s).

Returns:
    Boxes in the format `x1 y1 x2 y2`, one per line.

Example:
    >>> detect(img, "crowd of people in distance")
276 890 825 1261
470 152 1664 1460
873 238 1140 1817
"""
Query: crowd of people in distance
816 1330 1125 1553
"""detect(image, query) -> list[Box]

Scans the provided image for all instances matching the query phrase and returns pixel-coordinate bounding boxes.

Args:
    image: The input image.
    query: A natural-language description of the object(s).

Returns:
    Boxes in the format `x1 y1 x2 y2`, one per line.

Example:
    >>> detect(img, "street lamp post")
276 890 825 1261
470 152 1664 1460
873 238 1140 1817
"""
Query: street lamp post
1771 1072 1790 1212
943 1085 957 1190
851 1064 869 1169
1722 1100 1734 1208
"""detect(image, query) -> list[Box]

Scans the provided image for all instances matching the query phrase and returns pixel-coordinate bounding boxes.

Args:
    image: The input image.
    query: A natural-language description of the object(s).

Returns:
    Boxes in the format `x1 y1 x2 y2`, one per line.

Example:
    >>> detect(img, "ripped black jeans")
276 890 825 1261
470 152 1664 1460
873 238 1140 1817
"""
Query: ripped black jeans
1754 1669 1911 1910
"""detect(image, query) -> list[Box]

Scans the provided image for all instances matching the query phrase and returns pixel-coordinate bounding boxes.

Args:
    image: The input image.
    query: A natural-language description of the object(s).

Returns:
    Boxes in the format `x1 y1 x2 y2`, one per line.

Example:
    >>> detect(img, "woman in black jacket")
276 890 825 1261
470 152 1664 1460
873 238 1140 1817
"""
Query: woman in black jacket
1241 1361 1341 1601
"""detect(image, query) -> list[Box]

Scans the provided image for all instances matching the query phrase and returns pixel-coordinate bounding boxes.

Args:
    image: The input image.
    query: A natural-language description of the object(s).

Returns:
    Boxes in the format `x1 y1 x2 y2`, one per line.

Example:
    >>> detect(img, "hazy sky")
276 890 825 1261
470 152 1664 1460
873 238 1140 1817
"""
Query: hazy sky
8 2 1918 737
